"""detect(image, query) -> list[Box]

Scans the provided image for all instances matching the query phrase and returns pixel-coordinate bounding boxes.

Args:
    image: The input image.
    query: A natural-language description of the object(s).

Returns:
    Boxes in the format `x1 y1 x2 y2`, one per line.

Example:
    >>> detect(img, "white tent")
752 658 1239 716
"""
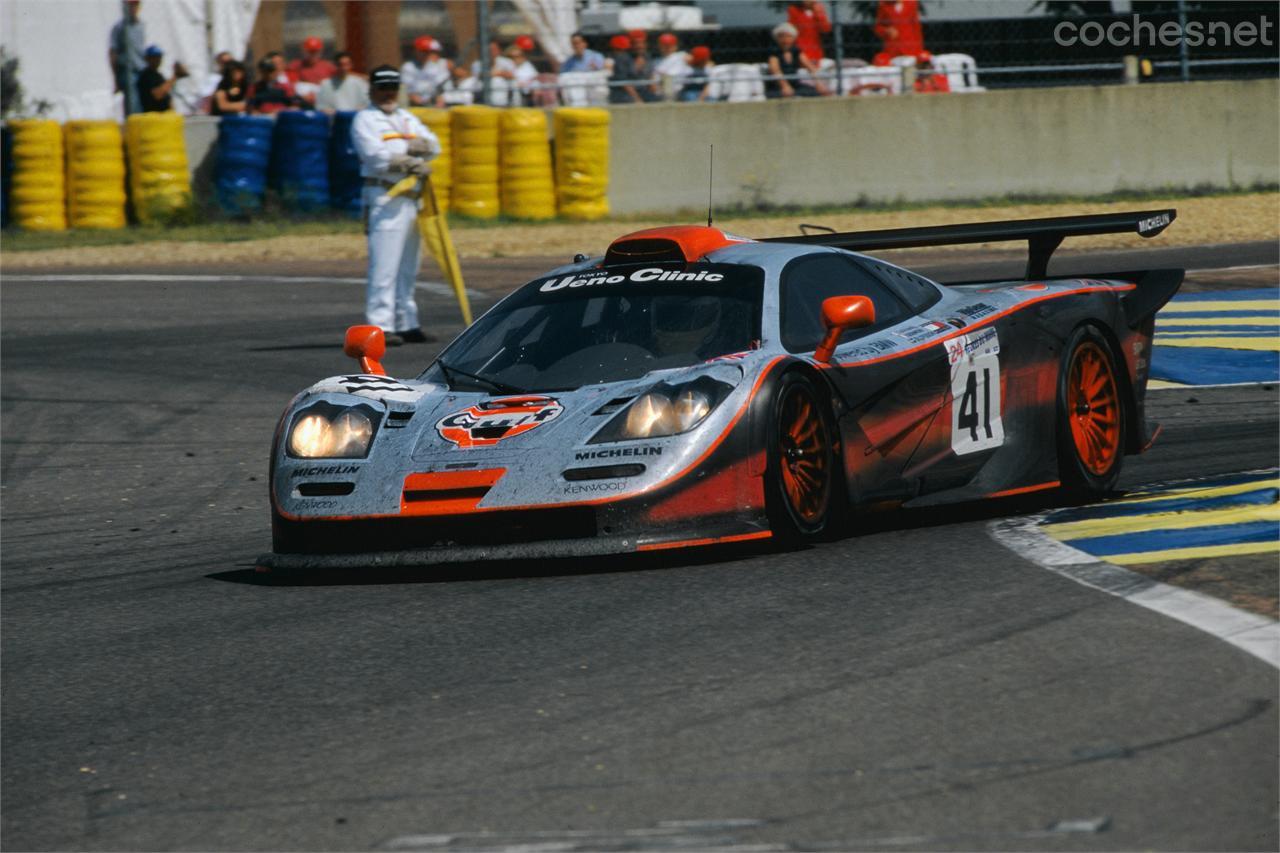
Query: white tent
1 0 260 121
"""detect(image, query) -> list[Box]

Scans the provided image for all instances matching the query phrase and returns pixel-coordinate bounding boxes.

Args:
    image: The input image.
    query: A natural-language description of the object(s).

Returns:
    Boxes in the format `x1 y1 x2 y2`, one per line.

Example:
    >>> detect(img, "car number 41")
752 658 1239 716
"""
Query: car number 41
951 352 1004 455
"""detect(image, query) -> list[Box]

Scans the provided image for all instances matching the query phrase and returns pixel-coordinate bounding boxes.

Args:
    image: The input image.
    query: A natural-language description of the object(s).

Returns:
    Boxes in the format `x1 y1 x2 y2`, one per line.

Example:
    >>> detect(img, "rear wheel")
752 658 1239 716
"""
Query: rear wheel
766 371 837 540
1057 327 1125 495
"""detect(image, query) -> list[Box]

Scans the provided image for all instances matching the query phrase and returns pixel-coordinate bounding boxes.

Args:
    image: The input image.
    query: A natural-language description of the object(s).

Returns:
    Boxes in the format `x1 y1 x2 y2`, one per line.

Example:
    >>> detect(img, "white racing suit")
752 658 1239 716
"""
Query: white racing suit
350 106 442 333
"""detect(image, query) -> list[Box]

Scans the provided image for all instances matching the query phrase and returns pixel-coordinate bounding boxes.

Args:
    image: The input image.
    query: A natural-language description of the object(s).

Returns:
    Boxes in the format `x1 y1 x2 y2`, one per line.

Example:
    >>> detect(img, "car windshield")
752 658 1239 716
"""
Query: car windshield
422 263 764 392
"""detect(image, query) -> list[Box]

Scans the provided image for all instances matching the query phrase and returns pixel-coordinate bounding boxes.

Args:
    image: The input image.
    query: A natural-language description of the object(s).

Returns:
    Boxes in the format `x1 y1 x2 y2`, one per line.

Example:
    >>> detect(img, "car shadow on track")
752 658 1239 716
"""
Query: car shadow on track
207 490 1093 588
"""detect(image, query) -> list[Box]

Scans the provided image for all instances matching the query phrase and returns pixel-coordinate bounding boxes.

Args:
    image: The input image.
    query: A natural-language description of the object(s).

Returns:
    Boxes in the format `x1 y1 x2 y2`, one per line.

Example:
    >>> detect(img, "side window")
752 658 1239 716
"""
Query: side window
859 258 941 313
779 253 911 353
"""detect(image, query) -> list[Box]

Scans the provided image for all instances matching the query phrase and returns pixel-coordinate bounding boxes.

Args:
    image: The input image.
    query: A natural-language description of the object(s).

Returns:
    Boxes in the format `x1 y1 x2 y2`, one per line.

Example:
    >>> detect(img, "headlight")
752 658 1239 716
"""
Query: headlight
286 402 381 458
592 377 733 443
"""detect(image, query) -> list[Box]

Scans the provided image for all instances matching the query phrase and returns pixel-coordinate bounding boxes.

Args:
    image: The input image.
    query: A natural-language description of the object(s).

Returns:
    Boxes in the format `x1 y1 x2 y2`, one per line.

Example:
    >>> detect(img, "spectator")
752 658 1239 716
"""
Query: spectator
628 29 652 77
287 36 336 105
198 50 233 104
606 35 642 104
788 1 832 62
560 32 605 73
874 0 924 59
136 45 186 112
211 60 249 115
678 46 714 103
108 0 146 116
316 52 369 111
505 40 539 105
652 32 689 99
913 51 950 93
266 51 298 96
436 63 478 107
249 57 303 113
472 40 518 106
766 22 828 98
402 35 452 106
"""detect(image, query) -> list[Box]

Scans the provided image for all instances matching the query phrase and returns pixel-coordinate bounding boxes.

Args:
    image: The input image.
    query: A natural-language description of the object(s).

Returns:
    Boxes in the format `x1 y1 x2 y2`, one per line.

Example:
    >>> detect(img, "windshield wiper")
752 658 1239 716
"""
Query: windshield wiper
435 360 528 396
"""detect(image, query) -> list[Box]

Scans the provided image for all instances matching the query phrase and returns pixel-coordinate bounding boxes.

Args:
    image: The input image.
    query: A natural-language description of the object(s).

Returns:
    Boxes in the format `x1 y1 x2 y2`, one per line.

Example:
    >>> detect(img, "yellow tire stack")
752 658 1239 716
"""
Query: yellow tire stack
498 109 555 221
8 119 67 231
125 112 191 222
410 107 453 213
553 108 610 221
450 106 500 219
64 120 127 229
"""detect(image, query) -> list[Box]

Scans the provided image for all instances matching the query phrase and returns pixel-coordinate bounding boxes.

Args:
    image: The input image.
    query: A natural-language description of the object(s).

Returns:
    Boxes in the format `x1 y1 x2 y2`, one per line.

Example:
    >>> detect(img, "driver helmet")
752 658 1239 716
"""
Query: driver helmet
652 294 721 354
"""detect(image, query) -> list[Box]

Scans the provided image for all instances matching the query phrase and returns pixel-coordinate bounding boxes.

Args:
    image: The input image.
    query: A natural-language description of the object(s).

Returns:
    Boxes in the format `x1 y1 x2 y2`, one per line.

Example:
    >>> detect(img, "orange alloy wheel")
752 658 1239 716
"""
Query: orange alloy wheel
1067 341 1121 476
777 385 831 523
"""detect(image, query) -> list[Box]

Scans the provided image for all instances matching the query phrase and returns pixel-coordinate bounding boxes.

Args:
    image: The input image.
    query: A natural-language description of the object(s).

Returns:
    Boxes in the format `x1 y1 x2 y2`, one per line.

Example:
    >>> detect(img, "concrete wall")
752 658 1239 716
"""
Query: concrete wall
606 79 1280 215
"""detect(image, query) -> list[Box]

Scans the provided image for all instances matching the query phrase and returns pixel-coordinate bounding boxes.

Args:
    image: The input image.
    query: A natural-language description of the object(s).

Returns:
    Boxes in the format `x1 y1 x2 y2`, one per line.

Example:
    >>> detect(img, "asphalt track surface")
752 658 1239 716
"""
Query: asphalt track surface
2 242 1277 852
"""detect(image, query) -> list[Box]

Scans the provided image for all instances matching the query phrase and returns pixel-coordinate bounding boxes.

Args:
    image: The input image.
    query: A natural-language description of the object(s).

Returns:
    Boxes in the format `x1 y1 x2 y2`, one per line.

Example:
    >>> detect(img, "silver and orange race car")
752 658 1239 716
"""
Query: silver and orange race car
262 210 1182 569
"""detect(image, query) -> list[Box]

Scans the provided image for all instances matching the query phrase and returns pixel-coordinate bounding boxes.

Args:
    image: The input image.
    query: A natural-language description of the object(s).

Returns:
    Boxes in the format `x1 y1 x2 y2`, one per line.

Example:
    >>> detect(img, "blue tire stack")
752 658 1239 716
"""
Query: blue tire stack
215 115 273 214
329 111 362 216
271 110 330 212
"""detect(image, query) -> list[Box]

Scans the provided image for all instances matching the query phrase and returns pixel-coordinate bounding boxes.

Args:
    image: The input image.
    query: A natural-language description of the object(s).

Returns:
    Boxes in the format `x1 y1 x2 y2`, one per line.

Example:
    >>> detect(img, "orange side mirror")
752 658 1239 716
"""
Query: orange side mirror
814 295 876 363
344 325 388 376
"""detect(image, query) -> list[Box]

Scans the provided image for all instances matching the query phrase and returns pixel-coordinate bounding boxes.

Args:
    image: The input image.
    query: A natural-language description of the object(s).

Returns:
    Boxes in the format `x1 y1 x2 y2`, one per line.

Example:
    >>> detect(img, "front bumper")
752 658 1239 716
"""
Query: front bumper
258 512 772 570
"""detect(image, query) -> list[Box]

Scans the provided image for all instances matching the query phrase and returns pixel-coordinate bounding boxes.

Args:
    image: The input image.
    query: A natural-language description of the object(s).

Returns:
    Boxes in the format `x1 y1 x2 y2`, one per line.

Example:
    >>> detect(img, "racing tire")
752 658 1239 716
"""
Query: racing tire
765 371 838 541
1056 325 1125 496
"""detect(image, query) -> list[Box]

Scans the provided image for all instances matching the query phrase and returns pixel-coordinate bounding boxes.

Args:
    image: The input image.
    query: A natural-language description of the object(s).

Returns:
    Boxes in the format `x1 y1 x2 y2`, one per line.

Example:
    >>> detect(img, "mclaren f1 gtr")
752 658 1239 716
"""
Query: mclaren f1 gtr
263 209 1183 568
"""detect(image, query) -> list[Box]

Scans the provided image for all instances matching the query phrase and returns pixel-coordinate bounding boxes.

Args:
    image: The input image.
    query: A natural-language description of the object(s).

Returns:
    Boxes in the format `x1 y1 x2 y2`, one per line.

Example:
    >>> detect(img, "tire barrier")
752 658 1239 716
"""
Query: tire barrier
553 108 610 221
8 118 67 231
125 112 191 222
64 120 127 230
409 107 453 214
271 110 330 212
499 108 555 221
450 105 500 219
328 110 362 215
214 114 273 214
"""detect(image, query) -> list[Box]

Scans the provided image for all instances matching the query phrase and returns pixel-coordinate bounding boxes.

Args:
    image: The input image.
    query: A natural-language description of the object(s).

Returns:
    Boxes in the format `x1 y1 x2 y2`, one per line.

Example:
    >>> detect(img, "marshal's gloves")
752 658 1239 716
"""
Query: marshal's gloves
406 137 432 156
389 154 430 177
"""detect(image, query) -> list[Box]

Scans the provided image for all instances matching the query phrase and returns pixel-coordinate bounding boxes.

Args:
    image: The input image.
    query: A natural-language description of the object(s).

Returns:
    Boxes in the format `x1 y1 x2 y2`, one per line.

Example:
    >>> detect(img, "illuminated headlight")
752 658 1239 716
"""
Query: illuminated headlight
286 402 381 458
592 377 733 443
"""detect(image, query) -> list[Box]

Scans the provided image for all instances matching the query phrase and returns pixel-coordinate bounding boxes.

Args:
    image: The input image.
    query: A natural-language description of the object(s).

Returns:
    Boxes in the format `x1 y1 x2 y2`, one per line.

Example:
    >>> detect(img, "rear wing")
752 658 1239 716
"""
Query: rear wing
762 209 1177 280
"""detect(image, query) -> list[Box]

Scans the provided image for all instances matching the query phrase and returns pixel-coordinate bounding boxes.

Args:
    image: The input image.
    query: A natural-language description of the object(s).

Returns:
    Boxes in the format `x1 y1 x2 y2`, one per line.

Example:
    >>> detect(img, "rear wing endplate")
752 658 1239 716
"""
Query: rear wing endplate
762 209 1176 279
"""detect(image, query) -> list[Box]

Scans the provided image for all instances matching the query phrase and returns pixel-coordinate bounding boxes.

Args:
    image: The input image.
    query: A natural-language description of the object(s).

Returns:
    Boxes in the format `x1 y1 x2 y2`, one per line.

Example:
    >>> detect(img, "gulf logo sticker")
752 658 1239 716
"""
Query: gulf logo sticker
436 396 564 448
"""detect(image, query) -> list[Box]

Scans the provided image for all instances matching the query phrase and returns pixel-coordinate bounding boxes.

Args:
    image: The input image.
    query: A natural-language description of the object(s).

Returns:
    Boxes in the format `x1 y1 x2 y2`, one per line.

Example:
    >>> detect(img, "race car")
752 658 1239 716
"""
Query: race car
262 209 1183 569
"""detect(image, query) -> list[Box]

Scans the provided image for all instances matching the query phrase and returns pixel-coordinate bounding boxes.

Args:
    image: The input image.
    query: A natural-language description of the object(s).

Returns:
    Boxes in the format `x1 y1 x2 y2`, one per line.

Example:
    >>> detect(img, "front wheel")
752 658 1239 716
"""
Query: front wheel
765 371 838 540
1056 326 1125 496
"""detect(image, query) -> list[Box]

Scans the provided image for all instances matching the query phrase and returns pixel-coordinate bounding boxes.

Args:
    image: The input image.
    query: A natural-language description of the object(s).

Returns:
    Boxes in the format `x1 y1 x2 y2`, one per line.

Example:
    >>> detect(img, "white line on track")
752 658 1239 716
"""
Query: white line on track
989 515 1280 669
2 272 466 297
1186 263 1278 273
1149 380 1277 391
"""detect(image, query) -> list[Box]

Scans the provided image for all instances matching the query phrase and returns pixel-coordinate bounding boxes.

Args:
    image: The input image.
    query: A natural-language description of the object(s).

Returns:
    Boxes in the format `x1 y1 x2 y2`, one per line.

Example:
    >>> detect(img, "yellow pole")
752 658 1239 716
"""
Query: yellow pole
387 174 472 326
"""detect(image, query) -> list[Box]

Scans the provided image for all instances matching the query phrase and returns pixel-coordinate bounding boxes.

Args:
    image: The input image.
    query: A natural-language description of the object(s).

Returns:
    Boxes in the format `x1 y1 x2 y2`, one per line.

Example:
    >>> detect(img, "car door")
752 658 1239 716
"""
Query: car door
777 251 952 503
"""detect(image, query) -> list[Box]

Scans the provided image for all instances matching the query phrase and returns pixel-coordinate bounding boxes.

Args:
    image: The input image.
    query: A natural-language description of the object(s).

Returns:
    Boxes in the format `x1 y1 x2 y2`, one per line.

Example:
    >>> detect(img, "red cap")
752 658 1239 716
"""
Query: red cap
690 45 711 63
873 51 892 66
302 36 323 53
916 50 933 64
609 34 631 51
515 35 536 52
658 33 678 47
628 29 647 41
414 35 439 53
